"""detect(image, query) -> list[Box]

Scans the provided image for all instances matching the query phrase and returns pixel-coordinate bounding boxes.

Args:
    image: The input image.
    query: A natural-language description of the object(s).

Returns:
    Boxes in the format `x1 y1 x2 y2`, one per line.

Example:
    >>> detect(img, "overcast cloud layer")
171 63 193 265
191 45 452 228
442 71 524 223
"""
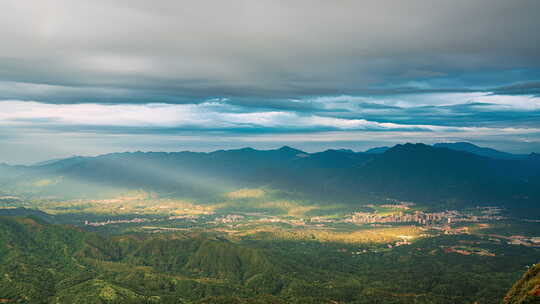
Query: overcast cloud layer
1 0 540 163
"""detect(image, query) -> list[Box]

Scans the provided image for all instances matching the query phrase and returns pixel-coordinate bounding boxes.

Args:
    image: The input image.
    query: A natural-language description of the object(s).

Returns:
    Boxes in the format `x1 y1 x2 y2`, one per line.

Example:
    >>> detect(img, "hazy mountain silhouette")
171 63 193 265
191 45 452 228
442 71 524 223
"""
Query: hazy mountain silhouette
433 142 528 160
1 144 539 214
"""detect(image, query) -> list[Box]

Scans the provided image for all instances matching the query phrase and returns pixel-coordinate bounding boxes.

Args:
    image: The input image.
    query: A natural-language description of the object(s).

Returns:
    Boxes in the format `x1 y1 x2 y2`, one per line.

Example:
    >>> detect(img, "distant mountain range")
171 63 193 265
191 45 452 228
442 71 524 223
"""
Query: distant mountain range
364 142 537 160
1 142 539 215
432 142 534 160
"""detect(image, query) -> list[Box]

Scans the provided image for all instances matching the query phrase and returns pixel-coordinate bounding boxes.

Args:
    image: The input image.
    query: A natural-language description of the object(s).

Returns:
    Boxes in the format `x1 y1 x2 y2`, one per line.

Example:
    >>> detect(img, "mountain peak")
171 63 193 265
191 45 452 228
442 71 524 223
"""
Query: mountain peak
390 143 431 152
365 146 390 154
277 146 304 154
433 142 523 160
238 147 256 152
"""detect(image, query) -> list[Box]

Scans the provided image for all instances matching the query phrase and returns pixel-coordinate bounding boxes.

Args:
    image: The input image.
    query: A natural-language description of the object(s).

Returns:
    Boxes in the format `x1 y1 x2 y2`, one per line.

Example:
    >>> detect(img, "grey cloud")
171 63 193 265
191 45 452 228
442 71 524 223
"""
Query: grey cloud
0 0 539 103
493 82 540 96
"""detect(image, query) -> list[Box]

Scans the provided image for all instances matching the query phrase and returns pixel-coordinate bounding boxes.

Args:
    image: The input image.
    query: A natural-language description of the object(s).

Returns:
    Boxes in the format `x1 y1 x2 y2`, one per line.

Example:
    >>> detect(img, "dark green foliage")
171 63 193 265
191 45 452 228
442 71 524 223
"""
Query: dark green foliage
184 240 274 283
0 207 58 223
0 217 283 303
52 279 146 304
504 263 540 304
195 295 285 304
1 216 540 303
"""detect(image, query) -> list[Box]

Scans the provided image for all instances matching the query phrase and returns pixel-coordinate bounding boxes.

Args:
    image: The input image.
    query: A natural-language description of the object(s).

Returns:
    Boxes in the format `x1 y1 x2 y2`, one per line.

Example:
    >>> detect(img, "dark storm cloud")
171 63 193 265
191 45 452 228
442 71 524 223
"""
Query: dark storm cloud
1 0 540 104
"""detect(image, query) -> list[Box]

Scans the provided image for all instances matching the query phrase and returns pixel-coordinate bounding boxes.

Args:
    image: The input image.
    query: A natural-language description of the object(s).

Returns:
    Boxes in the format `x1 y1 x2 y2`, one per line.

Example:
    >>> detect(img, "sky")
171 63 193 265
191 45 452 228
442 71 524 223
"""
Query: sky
1 0 540 164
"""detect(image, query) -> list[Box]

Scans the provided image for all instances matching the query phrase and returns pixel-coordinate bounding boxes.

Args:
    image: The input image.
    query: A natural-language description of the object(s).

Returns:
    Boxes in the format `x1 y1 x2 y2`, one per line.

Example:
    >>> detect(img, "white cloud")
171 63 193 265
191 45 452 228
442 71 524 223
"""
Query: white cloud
472 94 540 110
2 99 540 164
1 100 539 134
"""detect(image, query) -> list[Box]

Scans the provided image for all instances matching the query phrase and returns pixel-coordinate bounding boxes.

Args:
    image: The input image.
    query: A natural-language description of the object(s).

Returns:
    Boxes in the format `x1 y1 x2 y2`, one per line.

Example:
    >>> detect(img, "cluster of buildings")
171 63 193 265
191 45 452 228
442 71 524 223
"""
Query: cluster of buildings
309 216 334 223
84 213 204 227
168 214 198 221
442 246 496 256
431 225 469 235
345 237 413 256
345 207 504 227
259 217 307 226
84 217 149 226
214 214 245 223
345 210 451 225
489 234 540 247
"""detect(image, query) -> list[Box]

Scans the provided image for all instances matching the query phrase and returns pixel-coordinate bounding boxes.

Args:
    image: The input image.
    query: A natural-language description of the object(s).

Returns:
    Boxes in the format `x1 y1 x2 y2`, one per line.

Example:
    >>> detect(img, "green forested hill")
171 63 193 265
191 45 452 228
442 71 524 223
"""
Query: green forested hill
1 216 540 304
0 216 282 303
504 263 540 304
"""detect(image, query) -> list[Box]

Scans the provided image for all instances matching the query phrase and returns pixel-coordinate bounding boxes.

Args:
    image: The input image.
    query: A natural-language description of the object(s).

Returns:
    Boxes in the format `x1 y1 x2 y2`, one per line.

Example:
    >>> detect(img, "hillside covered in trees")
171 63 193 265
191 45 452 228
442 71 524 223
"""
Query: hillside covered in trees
504 263 540 304
1 214 540 304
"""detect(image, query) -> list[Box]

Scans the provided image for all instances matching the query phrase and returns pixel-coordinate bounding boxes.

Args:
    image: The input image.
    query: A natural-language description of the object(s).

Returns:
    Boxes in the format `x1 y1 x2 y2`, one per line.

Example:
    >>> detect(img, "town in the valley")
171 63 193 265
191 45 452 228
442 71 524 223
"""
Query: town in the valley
80 201 540 250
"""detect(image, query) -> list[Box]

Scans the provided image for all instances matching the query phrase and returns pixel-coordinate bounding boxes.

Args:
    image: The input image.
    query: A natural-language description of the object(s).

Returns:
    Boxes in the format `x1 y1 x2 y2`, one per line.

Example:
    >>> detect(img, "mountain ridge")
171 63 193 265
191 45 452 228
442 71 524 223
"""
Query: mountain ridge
1 143 539 215
7 142 538 168
433 142 529 160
